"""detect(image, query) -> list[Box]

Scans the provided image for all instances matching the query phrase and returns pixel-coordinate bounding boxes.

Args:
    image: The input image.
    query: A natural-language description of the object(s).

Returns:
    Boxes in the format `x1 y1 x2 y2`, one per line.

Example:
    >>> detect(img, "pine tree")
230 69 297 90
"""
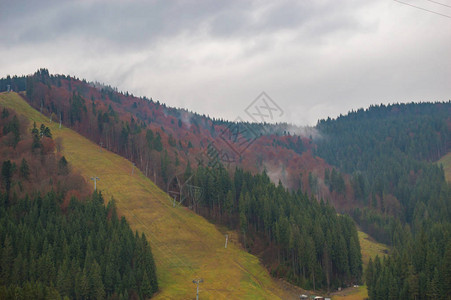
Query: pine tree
141 271 152 299
31 122 41 150
6 115 20 148
145 129 154 149
1 235 13 285
407 265 419 300
11 253 23 284
348 235 362 280
427 268 440 299
184 160 192 181
19 158 30 180
153 132 163 152
39 124 52 138
90 261 105 300
442 242 451 298
76 267 89 299
1 160 12 202
56 262 71 297
366 258 375 298
104 261 115 295
58 156 69 175
1 108 9 119
387 272 398 300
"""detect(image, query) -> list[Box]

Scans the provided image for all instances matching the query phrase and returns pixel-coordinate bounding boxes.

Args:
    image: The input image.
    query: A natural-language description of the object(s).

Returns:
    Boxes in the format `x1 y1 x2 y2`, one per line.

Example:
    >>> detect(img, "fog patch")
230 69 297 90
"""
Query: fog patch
284 124 323 140
263 162 289 187
181 111 193 129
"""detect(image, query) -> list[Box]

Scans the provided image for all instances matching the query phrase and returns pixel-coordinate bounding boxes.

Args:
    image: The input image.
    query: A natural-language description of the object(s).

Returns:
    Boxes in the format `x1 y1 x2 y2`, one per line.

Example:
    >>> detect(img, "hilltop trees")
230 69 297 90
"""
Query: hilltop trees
18 70 177 188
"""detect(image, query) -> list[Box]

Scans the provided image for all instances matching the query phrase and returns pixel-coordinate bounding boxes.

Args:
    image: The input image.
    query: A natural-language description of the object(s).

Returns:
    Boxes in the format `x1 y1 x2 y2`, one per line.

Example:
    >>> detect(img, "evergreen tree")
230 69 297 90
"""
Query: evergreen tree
4 115 20 148
31 122 41 150
153 132 163 152
19 158 30 180
1 160 13 201
1 235 13 285
442 242 451 297
141 271 152 299
90 261 105 300
184 160 192 181
57 156 69 175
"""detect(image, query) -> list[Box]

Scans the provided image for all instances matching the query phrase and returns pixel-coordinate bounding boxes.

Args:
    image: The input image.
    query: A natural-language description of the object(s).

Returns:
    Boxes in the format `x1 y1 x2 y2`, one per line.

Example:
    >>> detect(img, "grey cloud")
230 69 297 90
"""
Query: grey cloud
1 0 374 49
0 0 449 126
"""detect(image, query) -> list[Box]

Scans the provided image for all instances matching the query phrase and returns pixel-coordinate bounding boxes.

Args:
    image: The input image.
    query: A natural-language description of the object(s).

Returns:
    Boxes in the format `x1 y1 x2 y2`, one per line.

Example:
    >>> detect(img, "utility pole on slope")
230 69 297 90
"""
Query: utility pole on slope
192 278 203 300
225 234 228 248
91 176 100 190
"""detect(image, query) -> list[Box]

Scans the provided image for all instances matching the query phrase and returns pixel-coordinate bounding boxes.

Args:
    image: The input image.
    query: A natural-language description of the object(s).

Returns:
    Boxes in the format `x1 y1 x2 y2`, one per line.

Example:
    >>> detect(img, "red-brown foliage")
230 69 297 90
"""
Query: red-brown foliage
0 105 90 204
21 74 360 211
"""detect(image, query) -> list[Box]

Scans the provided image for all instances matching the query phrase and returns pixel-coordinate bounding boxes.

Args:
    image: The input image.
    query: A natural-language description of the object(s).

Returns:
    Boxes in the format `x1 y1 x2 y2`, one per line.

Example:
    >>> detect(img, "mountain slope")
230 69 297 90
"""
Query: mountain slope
1 71 335 195
0 92 297 299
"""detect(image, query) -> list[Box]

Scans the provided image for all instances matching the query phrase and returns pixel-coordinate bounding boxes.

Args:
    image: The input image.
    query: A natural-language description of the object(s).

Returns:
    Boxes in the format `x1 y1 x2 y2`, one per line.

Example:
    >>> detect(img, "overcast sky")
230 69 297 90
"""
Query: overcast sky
1 0 450 125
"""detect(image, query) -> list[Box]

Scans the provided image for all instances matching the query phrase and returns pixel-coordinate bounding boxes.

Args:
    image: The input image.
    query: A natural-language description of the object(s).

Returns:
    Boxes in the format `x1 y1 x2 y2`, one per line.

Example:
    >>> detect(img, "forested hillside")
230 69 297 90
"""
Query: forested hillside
0 106 157 299
2 70 450 299
191 165 362 290
0 70 333 193
316 103 450 222
315 103 451 299
1 70 364 293
2 91 314 299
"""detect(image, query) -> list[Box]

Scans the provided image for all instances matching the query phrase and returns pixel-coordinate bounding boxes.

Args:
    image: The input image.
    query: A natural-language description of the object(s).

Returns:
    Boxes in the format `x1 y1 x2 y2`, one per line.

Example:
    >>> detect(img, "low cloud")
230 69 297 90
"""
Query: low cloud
284 125 323 140
264 162 289 187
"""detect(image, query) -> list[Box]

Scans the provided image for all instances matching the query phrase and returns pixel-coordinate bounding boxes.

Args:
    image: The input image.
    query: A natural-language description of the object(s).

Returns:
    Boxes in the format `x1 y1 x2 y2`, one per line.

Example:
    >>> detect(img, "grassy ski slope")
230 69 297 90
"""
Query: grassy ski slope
1 92 297 299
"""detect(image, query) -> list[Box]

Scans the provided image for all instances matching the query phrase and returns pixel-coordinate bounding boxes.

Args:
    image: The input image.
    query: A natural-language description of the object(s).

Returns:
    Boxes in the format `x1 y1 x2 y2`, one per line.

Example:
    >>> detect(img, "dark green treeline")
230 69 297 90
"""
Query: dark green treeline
0 191 158 299
186 165 362 291
315 102 451 299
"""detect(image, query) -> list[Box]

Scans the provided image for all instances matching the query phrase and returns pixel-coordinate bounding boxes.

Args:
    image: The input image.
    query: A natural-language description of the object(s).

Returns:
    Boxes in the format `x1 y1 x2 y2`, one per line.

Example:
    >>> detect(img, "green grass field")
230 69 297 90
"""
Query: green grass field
358 231 389 272
438 152 451 183
0 92 299 299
